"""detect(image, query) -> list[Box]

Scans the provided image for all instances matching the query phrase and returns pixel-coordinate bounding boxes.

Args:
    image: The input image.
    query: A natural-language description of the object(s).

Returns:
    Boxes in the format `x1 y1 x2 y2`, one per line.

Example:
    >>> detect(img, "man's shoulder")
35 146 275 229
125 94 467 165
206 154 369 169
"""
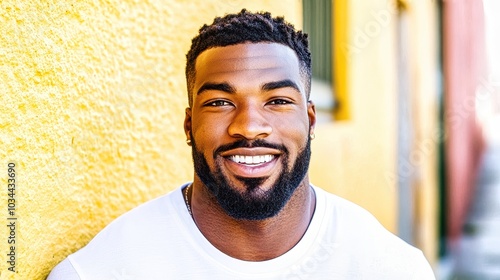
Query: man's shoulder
86 185 186 243
313 186 435 279
314 185 422 256
48 185 189 278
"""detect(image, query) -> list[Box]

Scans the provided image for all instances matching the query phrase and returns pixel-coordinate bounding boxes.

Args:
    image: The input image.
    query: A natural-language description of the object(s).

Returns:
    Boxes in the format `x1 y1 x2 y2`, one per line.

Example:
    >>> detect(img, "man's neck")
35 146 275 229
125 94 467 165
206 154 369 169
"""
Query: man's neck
189 177 316 261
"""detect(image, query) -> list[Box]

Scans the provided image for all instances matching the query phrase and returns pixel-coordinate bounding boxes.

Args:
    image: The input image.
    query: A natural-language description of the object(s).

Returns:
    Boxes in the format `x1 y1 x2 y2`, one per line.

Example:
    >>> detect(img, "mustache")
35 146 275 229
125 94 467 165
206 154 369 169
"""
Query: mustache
213 139 288 158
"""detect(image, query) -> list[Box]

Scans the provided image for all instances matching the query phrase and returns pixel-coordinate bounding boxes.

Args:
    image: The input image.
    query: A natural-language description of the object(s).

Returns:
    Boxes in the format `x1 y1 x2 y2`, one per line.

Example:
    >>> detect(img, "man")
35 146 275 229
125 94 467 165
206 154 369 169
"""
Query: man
49 10 435 279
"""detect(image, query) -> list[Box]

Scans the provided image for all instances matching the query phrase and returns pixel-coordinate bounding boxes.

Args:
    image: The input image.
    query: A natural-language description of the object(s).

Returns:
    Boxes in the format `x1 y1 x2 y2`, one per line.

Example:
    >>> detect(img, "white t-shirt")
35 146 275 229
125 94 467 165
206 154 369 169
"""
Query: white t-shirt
48 184 435 279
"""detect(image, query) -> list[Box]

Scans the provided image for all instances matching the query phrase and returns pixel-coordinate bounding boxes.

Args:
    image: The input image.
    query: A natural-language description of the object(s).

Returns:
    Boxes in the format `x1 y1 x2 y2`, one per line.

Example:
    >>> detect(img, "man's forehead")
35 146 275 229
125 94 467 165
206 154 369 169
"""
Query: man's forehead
194 43 301 73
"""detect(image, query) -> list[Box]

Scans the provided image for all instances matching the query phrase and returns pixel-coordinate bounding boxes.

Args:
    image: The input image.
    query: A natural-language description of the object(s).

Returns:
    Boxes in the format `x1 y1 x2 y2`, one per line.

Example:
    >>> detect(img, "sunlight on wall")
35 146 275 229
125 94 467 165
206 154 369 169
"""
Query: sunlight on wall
0 1 300 278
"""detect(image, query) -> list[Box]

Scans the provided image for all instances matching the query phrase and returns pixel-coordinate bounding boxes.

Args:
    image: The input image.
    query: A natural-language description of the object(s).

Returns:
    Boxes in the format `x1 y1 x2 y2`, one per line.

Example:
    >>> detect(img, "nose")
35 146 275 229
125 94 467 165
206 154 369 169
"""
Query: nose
227 104 272 140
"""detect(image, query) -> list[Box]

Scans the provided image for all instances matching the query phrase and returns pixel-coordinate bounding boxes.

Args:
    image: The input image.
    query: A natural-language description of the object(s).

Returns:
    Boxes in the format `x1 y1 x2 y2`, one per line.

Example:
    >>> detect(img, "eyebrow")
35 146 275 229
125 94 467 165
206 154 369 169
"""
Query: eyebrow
261 79 300 93
196 79 301 96
197 83 236 95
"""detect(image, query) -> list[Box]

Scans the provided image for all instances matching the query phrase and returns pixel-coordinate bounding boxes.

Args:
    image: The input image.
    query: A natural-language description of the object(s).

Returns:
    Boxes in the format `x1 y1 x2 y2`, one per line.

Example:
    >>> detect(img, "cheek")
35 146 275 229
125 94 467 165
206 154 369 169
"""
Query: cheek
272 121 309 161
271 116 309 139
192 120 227 154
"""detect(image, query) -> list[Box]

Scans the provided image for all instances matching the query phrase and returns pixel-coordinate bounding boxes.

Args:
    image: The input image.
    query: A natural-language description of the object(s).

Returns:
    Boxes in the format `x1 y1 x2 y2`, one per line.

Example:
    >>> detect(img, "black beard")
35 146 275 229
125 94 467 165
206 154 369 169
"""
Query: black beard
191 136 311 220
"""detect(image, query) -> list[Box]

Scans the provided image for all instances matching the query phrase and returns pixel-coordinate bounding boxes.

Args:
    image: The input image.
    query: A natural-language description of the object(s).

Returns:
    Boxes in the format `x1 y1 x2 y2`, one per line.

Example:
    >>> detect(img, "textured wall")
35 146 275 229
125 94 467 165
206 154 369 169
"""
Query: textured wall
0 1 300 279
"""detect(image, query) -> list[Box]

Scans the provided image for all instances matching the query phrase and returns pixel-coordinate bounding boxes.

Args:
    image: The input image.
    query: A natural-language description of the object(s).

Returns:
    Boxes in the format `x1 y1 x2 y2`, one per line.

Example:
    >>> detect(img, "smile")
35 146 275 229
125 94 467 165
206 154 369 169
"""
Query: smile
229 155 275 165
219 147 281 177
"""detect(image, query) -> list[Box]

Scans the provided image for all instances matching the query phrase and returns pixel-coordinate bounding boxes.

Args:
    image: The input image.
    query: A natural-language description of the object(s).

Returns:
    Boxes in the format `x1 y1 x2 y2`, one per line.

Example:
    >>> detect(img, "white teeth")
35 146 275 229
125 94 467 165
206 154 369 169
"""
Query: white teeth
230 155 274 165
246 156 253 164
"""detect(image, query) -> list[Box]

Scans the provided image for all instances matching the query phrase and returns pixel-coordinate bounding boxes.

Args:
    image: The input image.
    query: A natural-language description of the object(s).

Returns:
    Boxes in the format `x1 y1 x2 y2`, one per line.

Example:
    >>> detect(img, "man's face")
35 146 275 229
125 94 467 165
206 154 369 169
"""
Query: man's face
184 43 316 220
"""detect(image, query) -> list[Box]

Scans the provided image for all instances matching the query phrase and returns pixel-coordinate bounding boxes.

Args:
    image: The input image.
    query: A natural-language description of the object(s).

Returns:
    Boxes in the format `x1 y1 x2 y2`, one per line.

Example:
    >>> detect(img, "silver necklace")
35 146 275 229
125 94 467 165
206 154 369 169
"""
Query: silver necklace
184 184 192 216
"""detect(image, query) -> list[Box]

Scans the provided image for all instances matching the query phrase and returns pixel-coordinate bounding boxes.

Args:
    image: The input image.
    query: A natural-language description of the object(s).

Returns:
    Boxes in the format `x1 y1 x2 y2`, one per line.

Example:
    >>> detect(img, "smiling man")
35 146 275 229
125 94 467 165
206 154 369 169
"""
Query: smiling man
48 10 435 279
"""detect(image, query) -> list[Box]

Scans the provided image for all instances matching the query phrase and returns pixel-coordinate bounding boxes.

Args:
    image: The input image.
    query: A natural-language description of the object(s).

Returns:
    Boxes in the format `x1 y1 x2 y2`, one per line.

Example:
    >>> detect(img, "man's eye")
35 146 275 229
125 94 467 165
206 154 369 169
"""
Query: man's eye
207 100 230 106
268 99 291 105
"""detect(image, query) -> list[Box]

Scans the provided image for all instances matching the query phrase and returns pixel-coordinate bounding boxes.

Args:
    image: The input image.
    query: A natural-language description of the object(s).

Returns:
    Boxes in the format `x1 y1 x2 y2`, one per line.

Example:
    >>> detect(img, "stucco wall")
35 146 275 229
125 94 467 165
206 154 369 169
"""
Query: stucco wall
0 1 301 279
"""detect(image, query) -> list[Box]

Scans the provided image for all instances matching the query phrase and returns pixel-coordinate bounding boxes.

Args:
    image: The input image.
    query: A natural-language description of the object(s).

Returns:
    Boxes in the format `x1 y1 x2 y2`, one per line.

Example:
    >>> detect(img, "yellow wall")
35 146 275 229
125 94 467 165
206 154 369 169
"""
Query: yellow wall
311 0 399 232
0 1 301 279
405 0 440 265
310 0 438 265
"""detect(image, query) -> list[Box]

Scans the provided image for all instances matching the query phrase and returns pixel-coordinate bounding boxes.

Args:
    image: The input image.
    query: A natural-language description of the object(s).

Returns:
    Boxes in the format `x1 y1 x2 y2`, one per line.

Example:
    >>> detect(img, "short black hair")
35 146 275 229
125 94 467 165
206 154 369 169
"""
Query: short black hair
185 9 311 106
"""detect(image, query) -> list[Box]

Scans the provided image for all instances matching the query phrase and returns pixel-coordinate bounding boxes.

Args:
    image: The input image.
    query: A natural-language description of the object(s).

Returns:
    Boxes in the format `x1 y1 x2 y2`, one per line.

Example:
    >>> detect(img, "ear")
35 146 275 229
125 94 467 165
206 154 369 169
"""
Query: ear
184 107 192 141
307 100 317 135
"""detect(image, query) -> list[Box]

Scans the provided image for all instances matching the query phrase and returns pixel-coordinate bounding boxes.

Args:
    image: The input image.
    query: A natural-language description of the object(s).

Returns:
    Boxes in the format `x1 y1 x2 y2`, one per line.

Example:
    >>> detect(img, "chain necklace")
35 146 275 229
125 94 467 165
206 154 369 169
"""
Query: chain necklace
184 184 193 216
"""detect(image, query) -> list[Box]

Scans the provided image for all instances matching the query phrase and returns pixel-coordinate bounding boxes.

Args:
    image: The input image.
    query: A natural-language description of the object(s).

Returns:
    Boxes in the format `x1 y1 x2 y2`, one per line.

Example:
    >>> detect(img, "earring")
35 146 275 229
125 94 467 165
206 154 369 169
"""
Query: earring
186 139 192 145
310 133 315 140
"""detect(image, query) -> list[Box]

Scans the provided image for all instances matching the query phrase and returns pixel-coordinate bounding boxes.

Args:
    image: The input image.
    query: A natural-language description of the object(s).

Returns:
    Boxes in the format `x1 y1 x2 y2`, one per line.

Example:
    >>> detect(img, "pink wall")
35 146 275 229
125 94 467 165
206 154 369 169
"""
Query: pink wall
443 0 486 241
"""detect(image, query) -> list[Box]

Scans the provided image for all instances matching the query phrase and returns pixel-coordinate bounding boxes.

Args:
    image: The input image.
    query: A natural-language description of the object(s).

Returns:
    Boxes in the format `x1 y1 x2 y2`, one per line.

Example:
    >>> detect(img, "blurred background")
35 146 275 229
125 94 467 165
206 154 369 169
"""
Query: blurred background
307 0 500 279
0 0 498 279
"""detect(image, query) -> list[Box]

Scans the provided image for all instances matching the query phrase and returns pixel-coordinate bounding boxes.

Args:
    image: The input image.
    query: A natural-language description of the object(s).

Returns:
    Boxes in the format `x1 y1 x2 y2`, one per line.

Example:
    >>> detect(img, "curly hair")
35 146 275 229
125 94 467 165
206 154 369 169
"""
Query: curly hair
185 9 311 106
